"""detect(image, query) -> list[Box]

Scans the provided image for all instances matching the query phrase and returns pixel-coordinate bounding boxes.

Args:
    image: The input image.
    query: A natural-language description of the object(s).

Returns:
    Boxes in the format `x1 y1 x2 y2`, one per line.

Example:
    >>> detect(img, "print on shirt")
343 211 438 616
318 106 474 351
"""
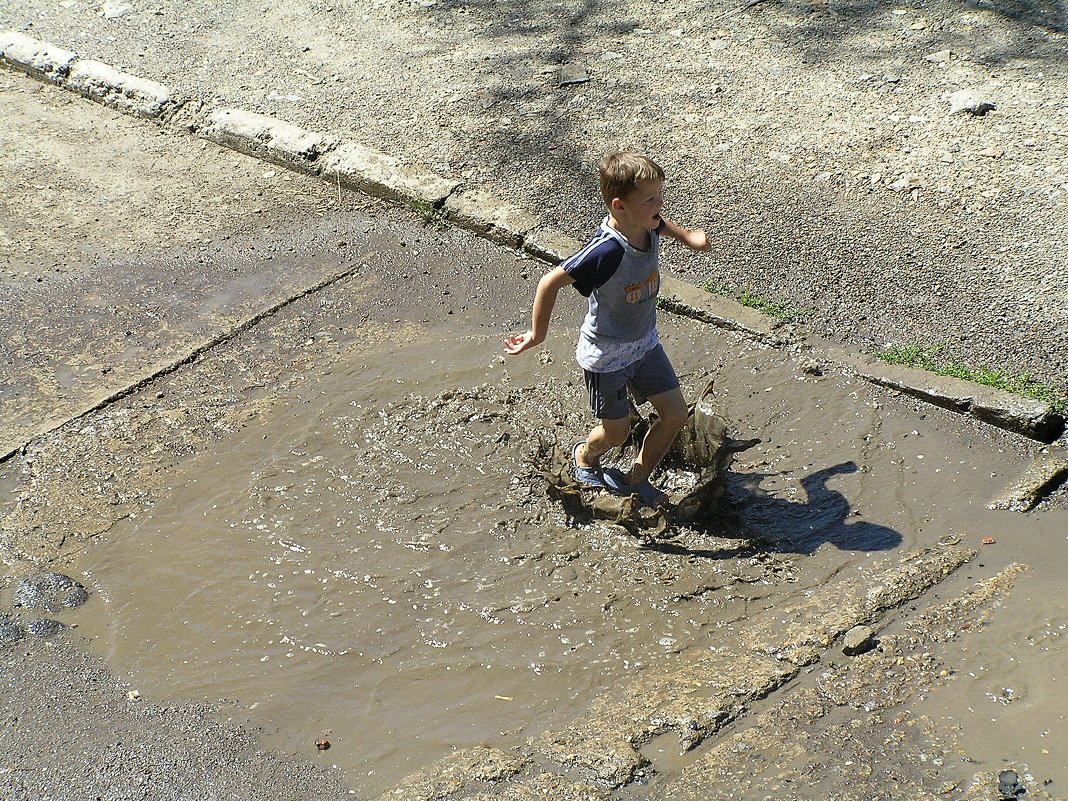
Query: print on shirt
625 269 660 304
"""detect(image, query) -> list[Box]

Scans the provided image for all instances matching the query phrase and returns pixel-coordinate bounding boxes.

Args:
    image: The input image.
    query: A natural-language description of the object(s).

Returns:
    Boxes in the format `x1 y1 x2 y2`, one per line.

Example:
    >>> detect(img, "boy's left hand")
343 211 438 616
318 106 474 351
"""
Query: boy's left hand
685 228 711 252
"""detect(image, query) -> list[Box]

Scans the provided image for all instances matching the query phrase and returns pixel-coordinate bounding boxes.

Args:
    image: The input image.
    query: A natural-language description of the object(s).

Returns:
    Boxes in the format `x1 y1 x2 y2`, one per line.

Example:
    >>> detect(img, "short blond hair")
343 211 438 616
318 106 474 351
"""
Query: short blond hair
598 152 666 206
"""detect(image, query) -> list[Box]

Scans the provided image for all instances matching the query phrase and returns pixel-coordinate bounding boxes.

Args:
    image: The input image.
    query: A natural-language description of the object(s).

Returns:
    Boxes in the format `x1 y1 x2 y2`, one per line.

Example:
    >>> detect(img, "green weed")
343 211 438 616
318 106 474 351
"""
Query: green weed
698 282 810 324
875 343 1067 413
737 289 810 324
405 198 447 229
699 279 732 297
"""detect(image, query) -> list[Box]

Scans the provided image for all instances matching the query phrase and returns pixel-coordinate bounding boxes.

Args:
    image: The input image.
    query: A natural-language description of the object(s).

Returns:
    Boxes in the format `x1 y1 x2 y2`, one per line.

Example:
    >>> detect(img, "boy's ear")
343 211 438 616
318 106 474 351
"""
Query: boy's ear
609 196 625 213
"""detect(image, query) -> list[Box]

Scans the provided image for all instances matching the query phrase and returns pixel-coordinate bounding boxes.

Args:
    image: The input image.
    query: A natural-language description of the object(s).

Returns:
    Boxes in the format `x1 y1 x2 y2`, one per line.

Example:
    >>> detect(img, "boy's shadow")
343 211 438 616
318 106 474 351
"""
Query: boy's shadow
647 461 901 557
735 460 901 554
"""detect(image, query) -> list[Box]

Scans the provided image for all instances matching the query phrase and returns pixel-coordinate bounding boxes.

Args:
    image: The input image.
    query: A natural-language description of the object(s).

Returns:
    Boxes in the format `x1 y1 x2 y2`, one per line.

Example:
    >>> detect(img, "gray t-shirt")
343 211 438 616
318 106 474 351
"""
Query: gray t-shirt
562 216 662 349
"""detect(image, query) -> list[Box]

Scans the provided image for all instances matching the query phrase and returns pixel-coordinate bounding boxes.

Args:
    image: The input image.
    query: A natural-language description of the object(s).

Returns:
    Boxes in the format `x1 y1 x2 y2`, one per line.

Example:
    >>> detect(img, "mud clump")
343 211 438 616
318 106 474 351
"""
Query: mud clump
26 618 65 638
12 572 90 613
0 614 26 645
541 382 759 537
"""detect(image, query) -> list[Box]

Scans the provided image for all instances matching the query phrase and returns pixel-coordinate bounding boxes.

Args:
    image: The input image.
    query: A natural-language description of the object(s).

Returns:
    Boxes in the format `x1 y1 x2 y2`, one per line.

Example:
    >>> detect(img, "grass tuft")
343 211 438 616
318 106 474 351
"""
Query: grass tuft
875 343 1067 413
738 289 810 324
405 198 447 229
699 282 810 324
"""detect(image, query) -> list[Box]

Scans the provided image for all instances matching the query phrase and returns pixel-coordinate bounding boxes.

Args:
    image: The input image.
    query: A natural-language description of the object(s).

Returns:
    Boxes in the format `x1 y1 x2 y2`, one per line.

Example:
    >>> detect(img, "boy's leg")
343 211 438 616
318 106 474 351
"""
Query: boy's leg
622 344 687 486
577 417 631 468
626 386 688 485
579 368 632 469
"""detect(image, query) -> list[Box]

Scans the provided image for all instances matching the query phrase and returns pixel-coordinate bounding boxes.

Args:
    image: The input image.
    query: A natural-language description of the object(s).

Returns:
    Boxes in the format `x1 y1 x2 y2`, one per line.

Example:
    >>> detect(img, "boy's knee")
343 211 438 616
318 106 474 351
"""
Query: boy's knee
651 394 689 432
599 418 631 447
660 406 689 432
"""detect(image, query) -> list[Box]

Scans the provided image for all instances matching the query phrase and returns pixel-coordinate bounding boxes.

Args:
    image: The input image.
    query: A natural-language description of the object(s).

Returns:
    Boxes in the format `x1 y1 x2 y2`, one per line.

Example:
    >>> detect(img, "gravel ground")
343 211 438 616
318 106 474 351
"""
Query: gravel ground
1 636 353 801
2 0 1066 391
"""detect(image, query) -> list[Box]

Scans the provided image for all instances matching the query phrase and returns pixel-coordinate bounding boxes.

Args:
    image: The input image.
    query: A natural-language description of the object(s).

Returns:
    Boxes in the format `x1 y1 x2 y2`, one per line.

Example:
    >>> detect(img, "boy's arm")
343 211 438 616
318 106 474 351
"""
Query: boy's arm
504 267 575 356
659 216 711 252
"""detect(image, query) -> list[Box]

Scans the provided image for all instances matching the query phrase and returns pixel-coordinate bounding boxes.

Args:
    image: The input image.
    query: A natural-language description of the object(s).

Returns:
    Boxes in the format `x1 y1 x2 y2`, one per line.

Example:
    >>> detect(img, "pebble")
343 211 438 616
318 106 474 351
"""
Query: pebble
100 0 133 18
557 64 589 87
948 89 996 116
843 625 875 656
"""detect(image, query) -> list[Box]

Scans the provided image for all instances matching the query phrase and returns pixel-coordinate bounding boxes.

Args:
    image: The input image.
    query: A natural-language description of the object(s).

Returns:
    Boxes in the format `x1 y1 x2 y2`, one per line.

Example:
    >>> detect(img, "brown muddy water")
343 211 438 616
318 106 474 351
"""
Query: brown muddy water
71 314 1068 797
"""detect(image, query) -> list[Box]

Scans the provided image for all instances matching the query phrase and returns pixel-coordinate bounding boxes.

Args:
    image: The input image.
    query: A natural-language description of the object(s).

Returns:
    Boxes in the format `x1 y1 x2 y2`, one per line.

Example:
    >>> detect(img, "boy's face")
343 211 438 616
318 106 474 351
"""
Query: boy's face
615 179 665 231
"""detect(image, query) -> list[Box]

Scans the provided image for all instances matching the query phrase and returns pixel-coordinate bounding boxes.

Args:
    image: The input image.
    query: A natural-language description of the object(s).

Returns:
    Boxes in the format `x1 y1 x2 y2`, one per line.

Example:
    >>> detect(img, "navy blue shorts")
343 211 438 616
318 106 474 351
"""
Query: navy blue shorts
583 344 680 421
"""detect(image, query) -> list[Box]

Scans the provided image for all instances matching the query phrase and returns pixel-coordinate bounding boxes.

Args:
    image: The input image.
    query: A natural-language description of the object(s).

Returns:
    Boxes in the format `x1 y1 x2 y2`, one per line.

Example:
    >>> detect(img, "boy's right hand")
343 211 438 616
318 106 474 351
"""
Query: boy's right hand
504 330 541 356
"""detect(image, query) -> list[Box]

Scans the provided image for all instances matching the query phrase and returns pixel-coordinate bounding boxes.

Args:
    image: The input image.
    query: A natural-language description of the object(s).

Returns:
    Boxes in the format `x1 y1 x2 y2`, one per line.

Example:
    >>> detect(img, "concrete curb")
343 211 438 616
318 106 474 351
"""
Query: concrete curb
987 443 1068 512
658 277 1065 443
1 29 1063 448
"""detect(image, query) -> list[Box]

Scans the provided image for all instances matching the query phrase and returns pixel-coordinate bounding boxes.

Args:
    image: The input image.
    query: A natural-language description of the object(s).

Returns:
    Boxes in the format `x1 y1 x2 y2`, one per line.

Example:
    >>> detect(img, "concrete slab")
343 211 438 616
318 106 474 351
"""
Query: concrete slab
0 31 76 83
442 188 539 249
201 107 336 175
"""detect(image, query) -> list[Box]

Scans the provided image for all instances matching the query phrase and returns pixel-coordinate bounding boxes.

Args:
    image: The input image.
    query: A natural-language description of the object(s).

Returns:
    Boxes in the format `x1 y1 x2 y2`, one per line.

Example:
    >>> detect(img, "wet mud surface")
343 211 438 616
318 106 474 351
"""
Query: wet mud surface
35 306 1067 797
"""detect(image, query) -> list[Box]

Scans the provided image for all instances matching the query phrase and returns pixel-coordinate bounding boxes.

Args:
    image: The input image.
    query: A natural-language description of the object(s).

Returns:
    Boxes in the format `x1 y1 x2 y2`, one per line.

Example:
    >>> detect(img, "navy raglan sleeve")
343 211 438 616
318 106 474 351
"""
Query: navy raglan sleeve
561 239 625 298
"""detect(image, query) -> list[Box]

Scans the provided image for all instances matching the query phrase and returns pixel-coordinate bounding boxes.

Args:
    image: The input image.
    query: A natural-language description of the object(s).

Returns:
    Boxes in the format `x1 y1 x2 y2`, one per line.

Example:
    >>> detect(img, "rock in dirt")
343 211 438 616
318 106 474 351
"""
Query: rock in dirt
998 769 1024 799
948 89 995 116
13 572 90 612
843 624 875 656
557 64 589 86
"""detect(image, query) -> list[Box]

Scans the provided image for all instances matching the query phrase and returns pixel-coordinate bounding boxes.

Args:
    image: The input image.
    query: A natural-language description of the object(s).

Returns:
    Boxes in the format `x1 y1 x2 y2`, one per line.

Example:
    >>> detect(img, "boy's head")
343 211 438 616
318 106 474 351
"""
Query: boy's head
598 152 666 207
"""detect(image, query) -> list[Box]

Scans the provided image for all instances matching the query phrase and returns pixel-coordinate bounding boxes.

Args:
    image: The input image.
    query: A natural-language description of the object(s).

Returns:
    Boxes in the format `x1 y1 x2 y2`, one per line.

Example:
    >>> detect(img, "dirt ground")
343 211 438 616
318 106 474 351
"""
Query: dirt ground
2 0 1066 388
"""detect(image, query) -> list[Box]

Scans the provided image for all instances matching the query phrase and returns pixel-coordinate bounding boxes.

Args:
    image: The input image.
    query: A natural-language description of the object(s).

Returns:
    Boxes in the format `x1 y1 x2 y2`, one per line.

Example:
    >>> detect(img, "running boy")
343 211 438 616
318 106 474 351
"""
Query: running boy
504 152 710 505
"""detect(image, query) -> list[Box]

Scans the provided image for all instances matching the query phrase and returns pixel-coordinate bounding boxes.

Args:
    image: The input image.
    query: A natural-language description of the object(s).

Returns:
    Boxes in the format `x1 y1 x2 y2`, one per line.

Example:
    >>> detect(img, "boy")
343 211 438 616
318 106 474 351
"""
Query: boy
504 152 710 505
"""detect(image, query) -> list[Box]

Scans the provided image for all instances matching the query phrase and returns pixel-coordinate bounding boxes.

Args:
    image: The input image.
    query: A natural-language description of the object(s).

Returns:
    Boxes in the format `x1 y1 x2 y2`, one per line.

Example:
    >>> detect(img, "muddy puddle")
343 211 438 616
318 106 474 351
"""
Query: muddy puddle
906 525 1068 791
70 313 1068 797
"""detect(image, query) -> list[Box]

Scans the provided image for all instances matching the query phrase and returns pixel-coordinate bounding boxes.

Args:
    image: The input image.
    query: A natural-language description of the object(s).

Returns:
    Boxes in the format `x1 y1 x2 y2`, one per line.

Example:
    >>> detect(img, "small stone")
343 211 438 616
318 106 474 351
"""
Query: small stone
978 146 1005 158
557 64 589 86
948 89 995 116
100 0 133 18
924 49 952 63
843 625 875 656
315 738 331 750
888 174 923 191
998 769 1022 800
